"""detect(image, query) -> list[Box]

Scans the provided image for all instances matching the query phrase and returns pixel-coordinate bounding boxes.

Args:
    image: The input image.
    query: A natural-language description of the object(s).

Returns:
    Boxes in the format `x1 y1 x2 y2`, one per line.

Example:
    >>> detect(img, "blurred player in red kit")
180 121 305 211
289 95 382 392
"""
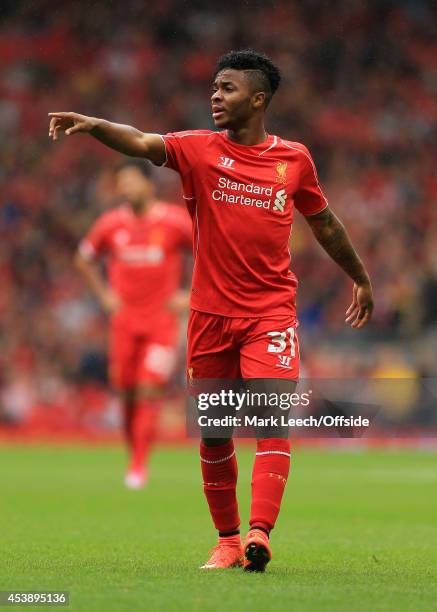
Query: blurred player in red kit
74 160 191 489
50 49 373 571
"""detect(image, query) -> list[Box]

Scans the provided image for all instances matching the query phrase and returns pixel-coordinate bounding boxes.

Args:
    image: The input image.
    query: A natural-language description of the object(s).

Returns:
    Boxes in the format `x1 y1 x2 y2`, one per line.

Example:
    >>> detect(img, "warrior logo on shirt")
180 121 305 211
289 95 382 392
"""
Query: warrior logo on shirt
277 355 292 369
275 161 288 184
218 156 235 169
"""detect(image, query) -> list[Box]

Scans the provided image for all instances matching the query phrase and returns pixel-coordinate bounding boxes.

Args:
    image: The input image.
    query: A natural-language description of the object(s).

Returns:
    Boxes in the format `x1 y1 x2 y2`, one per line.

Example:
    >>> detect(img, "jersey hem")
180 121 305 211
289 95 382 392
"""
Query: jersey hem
189 304 298 320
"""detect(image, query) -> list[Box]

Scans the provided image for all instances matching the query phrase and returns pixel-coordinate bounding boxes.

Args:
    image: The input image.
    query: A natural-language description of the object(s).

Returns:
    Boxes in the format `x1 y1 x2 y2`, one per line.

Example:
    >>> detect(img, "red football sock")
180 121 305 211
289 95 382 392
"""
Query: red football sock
218 534 241 546
129 398 161 472
249 438 291 534
200 440 240 534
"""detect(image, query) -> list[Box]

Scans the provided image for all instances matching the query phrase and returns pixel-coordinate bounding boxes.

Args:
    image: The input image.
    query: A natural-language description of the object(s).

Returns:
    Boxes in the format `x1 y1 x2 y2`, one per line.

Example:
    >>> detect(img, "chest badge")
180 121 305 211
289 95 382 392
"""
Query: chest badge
275 161 288 185
148 229 165 245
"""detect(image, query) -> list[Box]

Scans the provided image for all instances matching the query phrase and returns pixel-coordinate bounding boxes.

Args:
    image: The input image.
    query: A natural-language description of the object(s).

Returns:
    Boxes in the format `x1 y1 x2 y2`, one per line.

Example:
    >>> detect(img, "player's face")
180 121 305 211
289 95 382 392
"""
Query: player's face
211 69 261 129
115 167 154 208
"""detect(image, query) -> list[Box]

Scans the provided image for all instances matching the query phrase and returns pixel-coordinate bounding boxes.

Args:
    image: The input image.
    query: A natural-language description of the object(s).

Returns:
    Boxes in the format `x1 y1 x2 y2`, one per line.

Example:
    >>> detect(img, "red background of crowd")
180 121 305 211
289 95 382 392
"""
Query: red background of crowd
0 0 436 437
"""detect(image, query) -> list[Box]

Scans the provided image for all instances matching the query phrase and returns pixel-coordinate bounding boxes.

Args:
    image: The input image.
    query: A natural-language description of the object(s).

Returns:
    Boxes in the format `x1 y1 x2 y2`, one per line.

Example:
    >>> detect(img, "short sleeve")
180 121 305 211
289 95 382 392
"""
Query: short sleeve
294 147 329 216
161 130 211 175
78 215 111 259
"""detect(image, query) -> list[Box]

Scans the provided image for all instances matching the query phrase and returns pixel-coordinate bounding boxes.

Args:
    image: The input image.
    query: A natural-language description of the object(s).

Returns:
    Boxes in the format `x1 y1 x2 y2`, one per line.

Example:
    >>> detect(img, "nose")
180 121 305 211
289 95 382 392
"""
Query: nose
211 89 222 103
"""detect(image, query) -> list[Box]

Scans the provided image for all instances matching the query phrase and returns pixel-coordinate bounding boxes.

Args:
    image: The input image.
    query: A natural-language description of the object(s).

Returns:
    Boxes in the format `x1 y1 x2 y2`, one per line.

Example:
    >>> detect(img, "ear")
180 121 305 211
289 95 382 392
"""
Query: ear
252 91 266 110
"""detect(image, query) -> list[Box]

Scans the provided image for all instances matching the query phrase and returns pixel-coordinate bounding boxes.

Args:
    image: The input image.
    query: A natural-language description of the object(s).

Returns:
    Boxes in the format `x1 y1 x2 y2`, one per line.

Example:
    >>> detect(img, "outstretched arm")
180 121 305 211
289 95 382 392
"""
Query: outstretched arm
304 207 374 329
48 112 166 165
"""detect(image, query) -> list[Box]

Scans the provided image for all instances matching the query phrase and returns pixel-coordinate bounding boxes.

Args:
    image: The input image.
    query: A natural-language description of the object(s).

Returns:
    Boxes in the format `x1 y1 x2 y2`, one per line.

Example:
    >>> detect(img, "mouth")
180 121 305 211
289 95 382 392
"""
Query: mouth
212 107 226 120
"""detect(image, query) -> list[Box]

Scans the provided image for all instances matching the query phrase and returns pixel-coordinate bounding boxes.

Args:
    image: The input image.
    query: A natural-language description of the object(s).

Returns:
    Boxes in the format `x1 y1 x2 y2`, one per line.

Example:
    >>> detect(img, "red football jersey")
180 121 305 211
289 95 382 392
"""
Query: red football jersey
159 130 328 317
79 201 192 328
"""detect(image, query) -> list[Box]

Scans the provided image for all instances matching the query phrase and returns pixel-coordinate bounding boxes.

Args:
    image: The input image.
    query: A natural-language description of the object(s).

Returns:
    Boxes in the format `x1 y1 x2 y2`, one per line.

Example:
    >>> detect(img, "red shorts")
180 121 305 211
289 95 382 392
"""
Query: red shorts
109 311 179 389
187 310 299 380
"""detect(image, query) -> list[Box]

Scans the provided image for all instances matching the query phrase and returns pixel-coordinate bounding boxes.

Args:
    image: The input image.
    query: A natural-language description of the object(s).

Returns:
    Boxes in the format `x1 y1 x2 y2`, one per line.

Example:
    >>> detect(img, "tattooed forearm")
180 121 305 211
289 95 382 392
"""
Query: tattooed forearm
304 207 370 285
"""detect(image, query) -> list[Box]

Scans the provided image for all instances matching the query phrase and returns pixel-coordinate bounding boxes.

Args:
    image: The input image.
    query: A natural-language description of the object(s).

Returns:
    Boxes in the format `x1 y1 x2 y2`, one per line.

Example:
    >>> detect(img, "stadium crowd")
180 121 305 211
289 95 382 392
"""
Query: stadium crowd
0 0 436 428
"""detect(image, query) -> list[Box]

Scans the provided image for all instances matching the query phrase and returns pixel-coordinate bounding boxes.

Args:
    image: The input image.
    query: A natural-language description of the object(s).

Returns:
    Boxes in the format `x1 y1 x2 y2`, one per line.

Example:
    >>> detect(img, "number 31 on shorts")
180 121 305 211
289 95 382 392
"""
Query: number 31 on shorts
267 327 296 356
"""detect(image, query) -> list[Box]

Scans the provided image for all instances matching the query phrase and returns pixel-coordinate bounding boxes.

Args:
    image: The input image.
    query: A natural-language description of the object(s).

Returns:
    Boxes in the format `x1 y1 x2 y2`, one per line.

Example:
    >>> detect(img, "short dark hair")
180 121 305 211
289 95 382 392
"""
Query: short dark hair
214 49 281 106
115 158 153 178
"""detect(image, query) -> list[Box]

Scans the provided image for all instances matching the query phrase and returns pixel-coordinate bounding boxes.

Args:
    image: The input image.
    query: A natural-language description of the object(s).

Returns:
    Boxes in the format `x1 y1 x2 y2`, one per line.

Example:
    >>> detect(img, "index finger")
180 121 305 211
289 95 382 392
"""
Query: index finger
48 112 73 118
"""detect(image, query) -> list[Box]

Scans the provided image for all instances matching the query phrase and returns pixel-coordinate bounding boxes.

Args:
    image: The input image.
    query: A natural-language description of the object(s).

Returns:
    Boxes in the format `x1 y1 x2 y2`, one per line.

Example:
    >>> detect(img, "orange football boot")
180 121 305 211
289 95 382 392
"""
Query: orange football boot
244 529 272 572
200 537 244 569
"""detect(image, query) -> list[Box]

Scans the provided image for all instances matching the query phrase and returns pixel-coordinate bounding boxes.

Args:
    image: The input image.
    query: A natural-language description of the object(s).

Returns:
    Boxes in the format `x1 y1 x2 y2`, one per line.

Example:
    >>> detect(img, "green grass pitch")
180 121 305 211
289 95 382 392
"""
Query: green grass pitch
1 445 436 611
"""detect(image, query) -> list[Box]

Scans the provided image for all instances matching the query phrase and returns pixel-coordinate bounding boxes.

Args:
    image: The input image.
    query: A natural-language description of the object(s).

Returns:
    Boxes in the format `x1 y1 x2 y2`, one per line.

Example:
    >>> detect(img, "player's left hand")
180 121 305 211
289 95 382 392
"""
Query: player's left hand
345 282 373 329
